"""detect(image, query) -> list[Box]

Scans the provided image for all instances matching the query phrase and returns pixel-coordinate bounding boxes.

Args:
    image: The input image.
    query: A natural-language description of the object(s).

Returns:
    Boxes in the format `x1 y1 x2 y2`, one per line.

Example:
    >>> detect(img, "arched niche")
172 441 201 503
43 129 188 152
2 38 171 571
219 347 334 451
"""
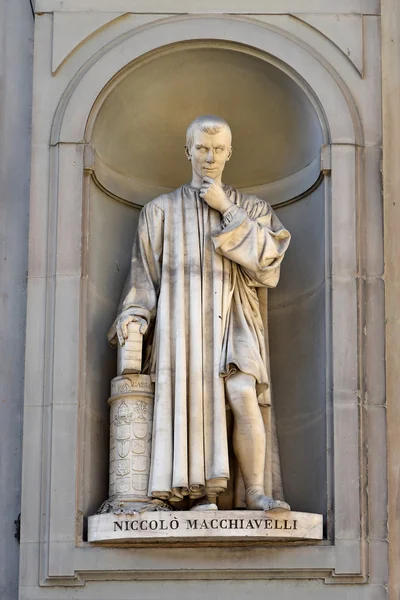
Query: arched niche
83 40 327 519
90 42 323 204
26 12 368 582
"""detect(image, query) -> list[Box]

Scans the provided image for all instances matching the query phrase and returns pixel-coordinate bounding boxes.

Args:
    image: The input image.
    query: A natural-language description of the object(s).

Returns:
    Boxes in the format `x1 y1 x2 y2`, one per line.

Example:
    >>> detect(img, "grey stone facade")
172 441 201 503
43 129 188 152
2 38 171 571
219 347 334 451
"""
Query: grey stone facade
0 1 33 599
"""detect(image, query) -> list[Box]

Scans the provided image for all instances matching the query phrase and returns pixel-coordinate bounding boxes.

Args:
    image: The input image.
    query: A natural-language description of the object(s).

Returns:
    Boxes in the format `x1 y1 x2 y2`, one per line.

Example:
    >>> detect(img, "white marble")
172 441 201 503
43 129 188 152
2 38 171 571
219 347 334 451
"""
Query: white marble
107 374 154 506
118 322 143 375
88 510 323 543
109 116 291 512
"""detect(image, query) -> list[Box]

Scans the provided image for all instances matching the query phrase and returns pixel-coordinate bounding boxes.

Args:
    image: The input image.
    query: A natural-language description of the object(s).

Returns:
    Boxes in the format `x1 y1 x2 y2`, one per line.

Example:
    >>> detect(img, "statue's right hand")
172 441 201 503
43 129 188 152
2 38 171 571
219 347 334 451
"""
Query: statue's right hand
116 315 148 346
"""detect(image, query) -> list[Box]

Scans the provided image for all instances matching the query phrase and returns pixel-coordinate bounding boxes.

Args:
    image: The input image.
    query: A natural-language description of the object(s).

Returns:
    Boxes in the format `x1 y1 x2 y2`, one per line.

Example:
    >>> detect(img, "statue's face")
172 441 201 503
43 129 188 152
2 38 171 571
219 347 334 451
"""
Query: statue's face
186 128 232 181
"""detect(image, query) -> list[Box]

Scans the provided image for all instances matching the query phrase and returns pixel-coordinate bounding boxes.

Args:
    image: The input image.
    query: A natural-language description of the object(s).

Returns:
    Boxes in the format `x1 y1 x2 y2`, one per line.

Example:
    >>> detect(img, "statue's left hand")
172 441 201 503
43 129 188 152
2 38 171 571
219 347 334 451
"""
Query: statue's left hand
200 177 233 214
116 314 148 346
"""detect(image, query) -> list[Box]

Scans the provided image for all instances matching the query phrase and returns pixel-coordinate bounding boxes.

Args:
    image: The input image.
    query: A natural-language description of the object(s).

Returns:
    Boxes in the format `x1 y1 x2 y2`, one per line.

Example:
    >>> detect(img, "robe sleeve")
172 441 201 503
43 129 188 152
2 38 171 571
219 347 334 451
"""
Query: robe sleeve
107 200 164 346
211 200 290 288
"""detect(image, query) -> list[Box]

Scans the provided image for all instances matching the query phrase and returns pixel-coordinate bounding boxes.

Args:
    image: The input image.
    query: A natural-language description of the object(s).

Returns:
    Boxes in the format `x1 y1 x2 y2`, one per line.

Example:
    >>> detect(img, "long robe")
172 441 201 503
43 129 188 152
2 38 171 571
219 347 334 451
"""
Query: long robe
108 184 290 503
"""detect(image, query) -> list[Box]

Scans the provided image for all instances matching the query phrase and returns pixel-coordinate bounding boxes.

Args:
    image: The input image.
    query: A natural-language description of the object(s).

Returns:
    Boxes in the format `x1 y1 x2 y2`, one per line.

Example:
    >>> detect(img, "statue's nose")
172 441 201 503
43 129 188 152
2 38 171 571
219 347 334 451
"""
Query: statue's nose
206 152 215 163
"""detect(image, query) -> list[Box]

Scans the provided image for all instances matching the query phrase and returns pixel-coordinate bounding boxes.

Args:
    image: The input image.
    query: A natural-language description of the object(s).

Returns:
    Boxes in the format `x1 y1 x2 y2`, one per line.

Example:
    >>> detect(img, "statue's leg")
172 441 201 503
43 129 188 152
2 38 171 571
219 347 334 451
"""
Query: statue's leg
225 372 290 512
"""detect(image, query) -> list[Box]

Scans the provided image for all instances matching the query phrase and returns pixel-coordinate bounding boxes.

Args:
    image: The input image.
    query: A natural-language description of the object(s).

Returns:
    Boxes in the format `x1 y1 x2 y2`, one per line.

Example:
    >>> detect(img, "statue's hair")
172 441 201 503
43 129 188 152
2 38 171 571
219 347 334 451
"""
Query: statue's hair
186 115 232 149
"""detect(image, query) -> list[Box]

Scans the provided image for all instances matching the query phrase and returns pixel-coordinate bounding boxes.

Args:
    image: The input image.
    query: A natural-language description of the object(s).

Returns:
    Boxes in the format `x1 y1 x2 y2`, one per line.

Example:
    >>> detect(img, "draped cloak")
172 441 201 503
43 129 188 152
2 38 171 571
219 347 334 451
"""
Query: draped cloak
108 184 291 504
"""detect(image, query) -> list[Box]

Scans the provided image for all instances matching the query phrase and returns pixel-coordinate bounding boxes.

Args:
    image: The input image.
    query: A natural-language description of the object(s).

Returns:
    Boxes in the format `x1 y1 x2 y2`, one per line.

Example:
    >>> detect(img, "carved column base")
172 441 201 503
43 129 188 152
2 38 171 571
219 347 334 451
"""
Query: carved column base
100 374 164 514
97 497 171 515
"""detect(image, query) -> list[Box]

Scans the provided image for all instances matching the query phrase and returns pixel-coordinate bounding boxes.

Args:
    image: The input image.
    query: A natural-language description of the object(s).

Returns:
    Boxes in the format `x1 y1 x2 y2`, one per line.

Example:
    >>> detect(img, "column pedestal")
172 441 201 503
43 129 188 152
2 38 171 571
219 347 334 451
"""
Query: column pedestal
98 373 167 514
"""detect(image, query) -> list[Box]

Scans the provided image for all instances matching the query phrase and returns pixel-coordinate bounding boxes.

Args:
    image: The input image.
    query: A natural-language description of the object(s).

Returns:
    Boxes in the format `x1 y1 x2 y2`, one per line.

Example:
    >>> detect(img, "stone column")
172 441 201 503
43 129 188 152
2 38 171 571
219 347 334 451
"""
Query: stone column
99 329 165 513
108 374 154 510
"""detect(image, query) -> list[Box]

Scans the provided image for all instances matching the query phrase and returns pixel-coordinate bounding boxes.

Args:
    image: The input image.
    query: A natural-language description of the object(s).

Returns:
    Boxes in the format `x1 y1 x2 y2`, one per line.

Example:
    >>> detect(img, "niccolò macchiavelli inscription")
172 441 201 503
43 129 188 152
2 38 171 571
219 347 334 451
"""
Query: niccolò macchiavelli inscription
113 516 298 532
88 511 322 543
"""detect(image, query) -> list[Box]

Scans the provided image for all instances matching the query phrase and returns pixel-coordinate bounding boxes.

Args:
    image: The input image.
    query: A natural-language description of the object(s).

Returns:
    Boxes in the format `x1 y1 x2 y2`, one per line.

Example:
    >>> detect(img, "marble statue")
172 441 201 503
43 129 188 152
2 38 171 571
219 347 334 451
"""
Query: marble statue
108 116 291 512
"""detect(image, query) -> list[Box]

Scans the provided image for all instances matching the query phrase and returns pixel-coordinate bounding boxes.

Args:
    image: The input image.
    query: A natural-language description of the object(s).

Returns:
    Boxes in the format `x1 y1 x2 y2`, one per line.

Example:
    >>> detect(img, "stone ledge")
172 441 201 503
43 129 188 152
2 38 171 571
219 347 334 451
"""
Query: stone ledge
88 510 323 543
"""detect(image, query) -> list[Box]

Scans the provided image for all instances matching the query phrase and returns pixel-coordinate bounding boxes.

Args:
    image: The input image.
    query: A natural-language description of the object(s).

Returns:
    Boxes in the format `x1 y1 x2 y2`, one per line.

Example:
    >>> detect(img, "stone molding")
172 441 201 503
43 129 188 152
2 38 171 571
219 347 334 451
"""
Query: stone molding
34 0 380 14
53 16 360 145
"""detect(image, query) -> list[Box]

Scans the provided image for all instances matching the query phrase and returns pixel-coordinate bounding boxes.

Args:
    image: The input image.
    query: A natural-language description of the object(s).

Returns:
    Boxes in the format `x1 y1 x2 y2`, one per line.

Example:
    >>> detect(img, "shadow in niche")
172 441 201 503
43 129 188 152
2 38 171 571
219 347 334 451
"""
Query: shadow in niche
270 183 327 520
82 42 328 526
84 189 141 518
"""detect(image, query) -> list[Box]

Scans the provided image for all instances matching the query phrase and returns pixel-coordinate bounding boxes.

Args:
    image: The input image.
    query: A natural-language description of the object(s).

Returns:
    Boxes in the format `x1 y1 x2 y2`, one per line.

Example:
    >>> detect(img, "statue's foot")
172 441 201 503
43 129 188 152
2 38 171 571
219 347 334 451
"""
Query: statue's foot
97 497 172 515
245 490 290 512
190 496 218 511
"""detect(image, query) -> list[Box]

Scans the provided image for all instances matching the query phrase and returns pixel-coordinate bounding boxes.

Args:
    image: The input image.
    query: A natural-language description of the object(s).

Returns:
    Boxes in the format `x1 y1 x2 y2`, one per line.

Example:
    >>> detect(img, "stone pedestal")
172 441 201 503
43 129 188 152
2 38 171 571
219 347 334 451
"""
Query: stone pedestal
100 373 157 513
88 510 323 543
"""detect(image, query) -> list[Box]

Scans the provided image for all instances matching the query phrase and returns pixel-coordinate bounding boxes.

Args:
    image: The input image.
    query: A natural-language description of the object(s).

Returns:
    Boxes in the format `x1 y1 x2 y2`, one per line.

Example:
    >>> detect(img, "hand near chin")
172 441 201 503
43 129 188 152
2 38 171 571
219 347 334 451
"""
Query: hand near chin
200 177 233 213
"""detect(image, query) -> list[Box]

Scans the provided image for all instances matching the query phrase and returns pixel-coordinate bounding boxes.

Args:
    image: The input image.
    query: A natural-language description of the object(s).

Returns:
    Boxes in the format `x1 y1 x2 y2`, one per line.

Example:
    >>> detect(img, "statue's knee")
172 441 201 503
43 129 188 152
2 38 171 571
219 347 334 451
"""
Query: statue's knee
239 383 256 403
225 377 240 400
226 374 256 409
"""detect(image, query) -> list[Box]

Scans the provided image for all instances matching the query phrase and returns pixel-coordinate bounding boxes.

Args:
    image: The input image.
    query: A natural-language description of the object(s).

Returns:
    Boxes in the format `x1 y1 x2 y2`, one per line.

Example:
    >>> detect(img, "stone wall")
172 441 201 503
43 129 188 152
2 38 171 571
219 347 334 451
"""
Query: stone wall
0 0 33 598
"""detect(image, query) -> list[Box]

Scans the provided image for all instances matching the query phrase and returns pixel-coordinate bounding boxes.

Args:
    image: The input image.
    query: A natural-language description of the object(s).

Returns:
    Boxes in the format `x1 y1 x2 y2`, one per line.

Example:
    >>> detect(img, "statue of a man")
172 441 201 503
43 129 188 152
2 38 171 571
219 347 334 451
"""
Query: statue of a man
108 116 291 511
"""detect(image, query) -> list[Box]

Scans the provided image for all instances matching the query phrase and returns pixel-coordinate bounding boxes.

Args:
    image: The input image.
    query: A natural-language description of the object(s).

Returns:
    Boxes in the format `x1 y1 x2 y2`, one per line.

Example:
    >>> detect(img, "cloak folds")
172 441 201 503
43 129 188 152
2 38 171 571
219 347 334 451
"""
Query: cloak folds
108 185 291 504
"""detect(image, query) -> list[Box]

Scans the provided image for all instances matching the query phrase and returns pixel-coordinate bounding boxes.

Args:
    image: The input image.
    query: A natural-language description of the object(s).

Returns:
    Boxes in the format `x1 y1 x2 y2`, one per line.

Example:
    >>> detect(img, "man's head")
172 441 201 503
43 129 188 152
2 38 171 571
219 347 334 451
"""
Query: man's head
185 115 232 184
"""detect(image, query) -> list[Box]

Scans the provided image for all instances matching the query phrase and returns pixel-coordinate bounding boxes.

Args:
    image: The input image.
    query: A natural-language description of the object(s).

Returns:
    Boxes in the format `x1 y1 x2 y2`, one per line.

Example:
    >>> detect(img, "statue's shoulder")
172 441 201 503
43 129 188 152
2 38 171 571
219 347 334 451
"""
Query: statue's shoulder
143 188 183 215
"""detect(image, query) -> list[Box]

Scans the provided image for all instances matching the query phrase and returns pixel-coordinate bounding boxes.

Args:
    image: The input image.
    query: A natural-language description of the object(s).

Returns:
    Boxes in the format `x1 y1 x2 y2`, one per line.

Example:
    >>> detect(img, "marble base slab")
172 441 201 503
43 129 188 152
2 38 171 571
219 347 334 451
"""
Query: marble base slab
88 510 323 543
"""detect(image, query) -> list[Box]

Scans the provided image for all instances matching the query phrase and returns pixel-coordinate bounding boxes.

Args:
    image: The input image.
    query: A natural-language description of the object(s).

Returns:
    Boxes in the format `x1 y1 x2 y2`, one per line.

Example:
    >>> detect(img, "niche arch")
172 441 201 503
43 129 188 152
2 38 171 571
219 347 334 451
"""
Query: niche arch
84 39 327 519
